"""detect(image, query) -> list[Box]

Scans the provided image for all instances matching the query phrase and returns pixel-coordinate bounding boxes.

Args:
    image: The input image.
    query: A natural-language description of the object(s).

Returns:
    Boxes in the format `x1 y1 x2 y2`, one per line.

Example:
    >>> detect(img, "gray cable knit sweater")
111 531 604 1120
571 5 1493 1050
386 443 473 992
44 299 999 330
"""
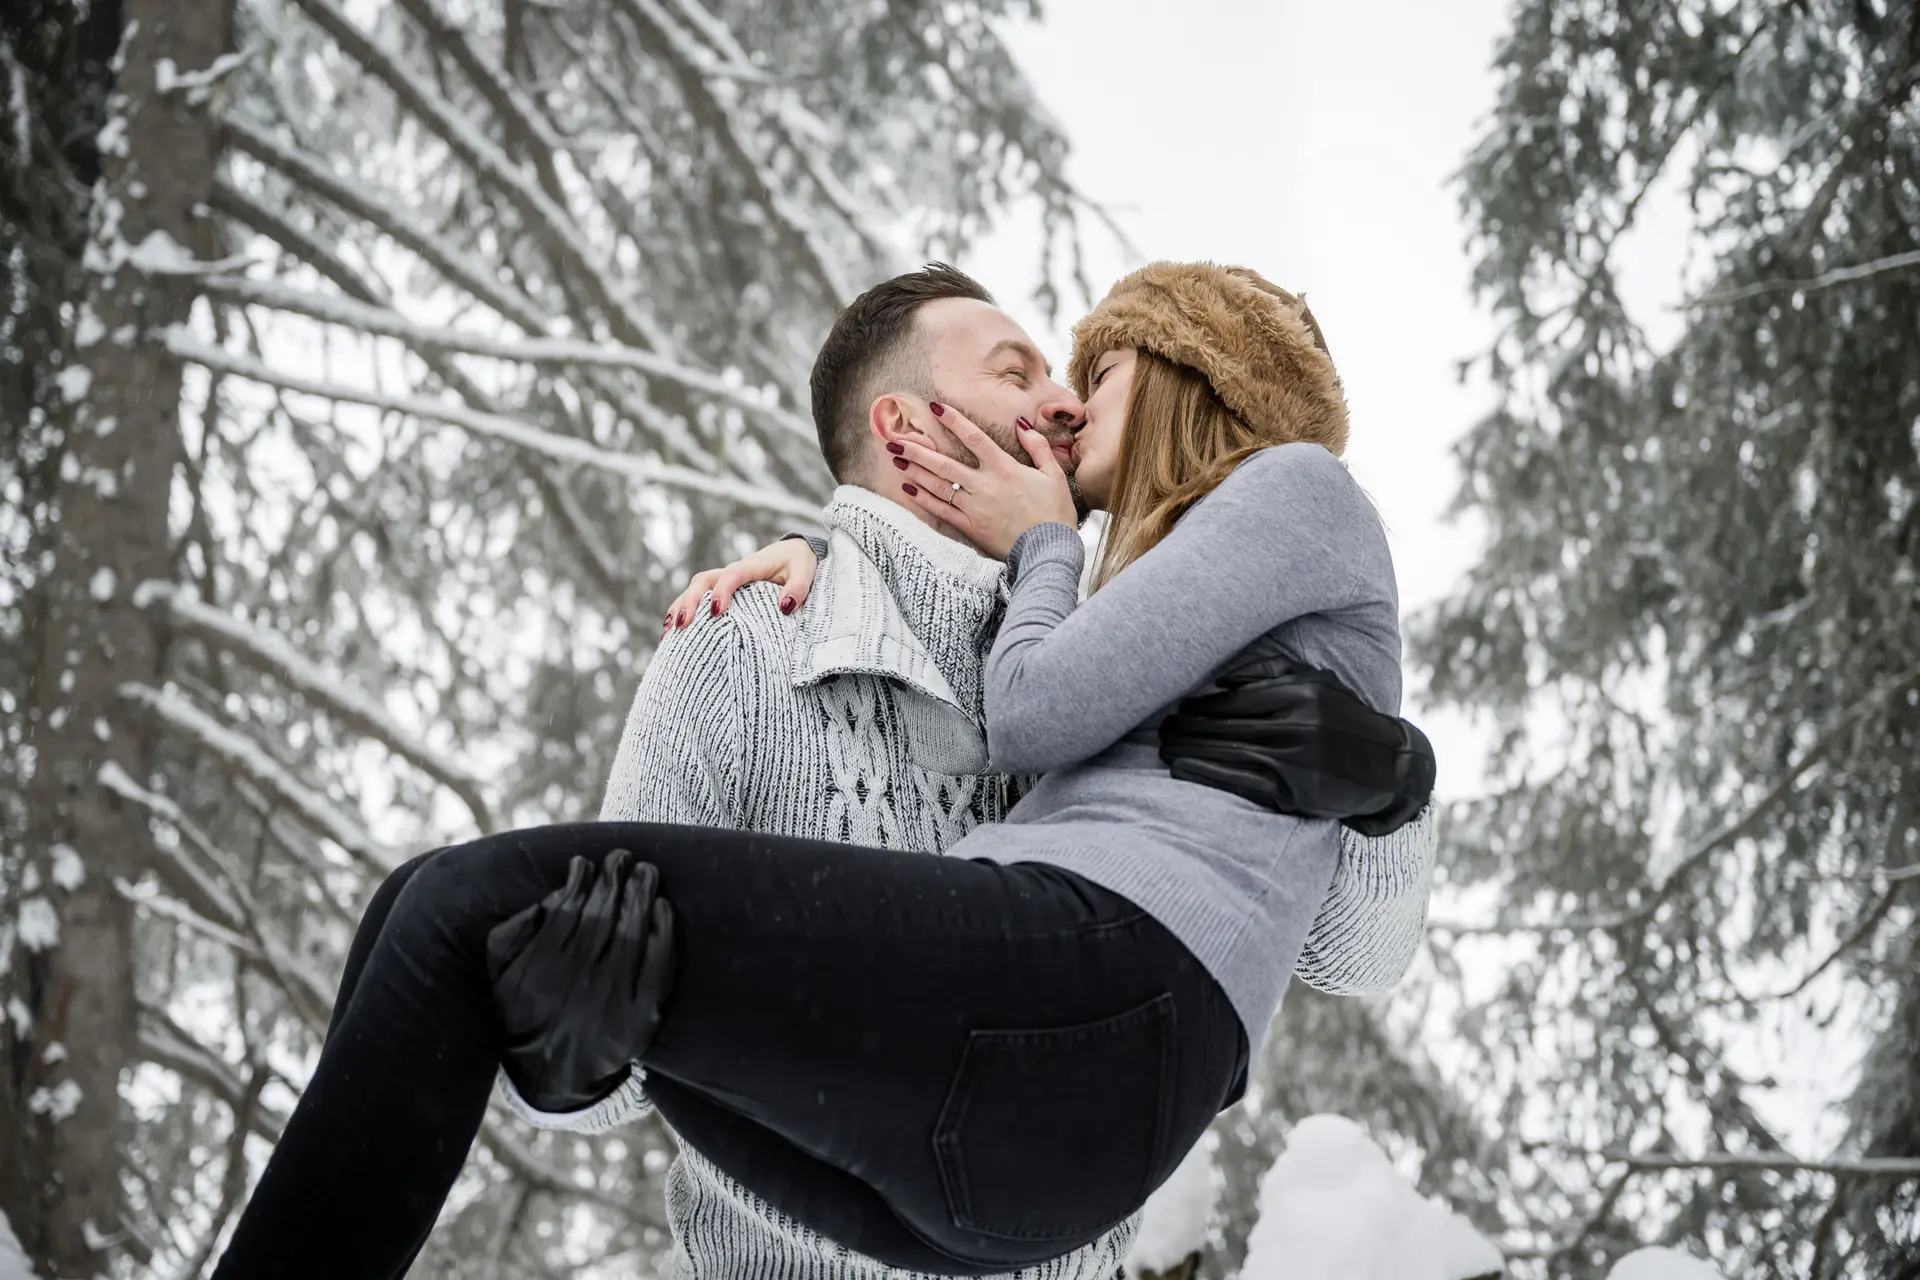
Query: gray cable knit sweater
507 484 1137 1280
499 465 1436 1278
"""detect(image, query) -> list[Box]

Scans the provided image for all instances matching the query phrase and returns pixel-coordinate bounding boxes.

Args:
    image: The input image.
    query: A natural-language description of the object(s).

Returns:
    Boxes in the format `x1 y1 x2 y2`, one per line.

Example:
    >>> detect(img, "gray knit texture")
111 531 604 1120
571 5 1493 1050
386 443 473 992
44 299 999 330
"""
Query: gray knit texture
961 442 1435 1051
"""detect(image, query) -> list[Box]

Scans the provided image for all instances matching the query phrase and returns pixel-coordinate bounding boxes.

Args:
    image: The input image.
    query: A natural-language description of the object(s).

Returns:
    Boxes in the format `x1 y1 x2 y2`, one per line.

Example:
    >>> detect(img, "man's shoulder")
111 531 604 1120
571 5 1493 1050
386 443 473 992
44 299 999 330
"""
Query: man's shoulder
656 583 796 680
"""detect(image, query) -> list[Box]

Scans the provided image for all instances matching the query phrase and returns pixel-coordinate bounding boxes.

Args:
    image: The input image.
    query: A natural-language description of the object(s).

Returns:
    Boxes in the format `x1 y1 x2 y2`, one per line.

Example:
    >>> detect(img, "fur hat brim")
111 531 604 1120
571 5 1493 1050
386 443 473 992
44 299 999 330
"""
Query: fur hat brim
1068 262 1349 456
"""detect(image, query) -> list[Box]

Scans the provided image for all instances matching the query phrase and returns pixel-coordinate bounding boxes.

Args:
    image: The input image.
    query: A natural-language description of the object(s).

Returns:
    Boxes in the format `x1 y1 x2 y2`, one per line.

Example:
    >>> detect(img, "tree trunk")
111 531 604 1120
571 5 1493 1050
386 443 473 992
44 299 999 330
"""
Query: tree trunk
0 0 227 1268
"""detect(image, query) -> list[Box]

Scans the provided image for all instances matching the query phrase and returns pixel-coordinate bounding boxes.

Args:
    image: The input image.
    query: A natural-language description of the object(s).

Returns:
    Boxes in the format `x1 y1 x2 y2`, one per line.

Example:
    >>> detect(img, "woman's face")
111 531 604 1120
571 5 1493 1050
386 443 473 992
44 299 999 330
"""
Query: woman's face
1072 347 1135 511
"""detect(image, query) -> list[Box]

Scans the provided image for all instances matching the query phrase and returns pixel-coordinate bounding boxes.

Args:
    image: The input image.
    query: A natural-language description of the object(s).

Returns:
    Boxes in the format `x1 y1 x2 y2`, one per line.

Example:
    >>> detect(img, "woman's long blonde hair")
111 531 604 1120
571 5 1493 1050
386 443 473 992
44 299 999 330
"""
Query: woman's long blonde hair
1090 352 1278 590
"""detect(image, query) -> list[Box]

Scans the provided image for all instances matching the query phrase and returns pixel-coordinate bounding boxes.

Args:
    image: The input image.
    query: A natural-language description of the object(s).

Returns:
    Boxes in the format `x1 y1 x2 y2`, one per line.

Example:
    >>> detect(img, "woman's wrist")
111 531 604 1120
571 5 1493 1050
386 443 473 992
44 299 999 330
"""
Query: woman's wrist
1006 521 1083 584
781 531 829 562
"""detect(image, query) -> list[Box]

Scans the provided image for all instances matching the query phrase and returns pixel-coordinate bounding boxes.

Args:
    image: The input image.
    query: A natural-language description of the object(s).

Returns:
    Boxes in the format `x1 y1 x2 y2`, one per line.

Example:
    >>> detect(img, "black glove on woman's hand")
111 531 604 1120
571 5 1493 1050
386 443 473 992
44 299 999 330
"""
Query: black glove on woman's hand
486 849 677 1114
1157 656 1436 836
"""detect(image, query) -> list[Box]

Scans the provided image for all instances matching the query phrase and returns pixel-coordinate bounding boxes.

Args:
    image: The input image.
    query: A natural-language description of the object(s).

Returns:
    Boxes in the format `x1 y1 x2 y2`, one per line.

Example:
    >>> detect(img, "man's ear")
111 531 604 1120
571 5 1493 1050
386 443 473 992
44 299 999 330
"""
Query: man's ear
868 393 936 452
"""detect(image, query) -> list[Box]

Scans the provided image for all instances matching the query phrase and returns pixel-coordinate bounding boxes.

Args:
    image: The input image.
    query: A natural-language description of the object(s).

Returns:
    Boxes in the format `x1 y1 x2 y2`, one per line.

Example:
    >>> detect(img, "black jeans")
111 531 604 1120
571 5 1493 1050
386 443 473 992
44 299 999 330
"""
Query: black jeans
214 824 1248 1279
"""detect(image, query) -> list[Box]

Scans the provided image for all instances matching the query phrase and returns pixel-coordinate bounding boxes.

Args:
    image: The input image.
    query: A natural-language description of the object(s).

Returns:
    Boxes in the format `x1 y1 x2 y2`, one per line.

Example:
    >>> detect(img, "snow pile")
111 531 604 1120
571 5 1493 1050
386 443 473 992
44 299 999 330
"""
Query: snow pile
1240 1115 1503 1280
0 1209 36 1280
1126 1139 1218 1276
1608 1247 1725 1280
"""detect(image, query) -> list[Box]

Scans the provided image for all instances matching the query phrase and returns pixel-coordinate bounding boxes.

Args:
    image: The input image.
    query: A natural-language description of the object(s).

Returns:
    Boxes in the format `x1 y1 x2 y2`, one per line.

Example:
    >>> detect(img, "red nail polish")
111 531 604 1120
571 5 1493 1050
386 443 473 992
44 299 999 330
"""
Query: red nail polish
892 456 910 470
1016 417 1033 432
886 442 905 455
902 482 919 496
929 402 945 417
710 599 720 616
779 596 796 615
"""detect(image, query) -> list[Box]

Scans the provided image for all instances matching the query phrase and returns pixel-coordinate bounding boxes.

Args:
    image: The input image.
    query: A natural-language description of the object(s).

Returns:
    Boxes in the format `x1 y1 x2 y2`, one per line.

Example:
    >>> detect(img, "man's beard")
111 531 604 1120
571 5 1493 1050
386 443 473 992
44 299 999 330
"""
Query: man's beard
938 398 1090 526
1063 472 1091 524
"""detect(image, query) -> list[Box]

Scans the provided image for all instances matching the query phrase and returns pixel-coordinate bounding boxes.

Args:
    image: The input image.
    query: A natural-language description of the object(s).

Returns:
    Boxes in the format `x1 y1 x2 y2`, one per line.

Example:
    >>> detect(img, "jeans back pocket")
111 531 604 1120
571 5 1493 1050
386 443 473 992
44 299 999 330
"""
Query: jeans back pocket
932 993 1176 1243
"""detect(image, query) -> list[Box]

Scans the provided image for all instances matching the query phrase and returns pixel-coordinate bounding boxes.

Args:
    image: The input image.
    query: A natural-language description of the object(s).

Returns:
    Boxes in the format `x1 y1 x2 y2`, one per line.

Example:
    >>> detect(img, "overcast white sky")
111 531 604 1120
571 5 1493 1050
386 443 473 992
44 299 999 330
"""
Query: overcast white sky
963 0 1518 796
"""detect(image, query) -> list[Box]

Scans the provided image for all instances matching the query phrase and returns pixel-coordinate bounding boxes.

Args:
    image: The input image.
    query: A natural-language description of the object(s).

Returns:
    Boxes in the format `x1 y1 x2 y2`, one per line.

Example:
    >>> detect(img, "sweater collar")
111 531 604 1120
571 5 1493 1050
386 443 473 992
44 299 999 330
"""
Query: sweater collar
789 485 1006 717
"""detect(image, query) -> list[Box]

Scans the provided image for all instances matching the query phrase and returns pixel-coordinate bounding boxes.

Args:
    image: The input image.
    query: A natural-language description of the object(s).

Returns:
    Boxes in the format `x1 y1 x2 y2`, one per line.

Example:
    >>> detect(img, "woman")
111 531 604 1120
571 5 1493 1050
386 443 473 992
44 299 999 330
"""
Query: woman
213 263 1430 1278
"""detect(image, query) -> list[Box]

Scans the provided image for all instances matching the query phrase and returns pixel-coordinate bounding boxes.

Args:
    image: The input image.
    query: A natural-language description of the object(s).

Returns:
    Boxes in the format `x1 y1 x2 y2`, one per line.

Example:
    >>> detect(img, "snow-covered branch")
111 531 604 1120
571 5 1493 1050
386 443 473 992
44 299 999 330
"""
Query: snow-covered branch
139 989 642 1229
111 230 258 277
141 581 499 832
287 0 668 349
119 681 400 873
168 328 822 520
1739 879 1906 1004
1601 1150 1920 1179
174 1054 270 1280
390 0 570 205
136 1012 286 1144
537 462 634 602
105 761 341 1021
221 116 549 331
658 0 895 263
1686 247 1920 307
222 152 728 501
198 273 814 441
105 765 351 1023
116 878 260 955
209 178 803 564
1433 663 1920 937
611 0 850 305
1514 1144 1920 1264
154 49 251 102
99 761 246 926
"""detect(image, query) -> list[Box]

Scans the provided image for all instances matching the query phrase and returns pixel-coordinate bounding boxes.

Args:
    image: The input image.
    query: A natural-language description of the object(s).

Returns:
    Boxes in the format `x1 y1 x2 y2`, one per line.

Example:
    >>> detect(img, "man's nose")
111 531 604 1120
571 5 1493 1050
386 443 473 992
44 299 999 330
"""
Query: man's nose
1035 384 1085 431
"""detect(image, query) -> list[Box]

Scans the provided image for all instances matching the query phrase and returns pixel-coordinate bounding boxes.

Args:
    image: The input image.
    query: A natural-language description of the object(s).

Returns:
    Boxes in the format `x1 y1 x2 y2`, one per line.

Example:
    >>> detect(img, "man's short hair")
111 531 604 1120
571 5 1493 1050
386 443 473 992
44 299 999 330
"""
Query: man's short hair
809 263 994 481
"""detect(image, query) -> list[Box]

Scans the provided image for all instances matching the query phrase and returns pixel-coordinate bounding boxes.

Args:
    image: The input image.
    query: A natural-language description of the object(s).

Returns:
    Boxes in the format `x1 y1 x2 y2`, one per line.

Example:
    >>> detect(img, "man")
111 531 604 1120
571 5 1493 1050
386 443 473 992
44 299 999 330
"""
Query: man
500 265 1437 1280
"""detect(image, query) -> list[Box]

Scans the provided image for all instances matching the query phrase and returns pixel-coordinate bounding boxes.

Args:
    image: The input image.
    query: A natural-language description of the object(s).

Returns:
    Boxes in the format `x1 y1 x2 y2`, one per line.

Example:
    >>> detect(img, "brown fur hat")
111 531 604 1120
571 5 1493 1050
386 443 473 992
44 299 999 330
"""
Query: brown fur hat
1067 262 1349 456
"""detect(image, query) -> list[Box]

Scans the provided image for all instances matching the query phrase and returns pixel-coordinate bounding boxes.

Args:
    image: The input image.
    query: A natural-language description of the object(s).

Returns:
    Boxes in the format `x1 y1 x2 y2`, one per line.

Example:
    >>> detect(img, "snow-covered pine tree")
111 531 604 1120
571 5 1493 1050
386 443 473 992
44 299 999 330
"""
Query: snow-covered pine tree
1 9 128 1257
0 15 127 1246
1419 0 1920 1275
0 0 1105 1273
3 0 224 1270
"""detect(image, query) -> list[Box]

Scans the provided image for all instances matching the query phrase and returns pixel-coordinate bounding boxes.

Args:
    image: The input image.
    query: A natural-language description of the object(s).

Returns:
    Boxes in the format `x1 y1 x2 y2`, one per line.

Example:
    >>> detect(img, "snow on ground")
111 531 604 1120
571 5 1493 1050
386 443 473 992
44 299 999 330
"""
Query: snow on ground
1126 1137 1218 1276
1608 1247 1726 1280
1240 1114 1503 1280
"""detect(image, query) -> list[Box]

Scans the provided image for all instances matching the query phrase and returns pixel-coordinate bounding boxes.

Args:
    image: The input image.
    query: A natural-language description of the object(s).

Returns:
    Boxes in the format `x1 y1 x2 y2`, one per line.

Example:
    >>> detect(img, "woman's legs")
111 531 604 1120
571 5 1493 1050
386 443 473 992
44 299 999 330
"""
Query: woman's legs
642 1074 958 1268
215 823 1244 1278
323 847 444 1041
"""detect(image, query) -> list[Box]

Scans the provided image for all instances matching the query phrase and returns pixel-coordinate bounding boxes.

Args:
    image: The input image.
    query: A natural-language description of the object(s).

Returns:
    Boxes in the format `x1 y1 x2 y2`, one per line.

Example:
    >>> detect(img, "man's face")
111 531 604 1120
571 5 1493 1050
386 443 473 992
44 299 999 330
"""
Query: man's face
912 298 1085 473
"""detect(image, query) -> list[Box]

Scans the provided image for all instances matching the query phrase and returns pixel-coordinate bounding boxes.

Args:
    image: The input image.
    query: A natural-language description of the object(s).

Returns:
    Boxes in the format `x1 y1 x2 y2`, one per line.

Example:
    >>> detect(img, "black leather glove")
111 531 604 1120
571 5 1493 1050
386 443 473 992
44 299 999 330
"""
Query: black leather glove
1158 655 1436 836
486 849 677 1114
